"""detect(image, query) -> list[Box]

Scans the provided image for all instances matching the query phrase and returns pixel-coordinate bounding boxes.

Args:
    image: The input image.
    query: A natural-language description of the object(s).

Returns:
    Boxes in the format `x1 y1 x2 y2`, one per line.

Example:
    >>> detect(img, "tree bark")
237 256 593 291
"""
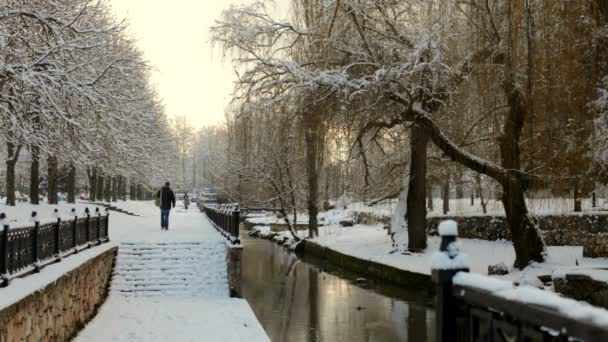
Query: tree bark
122 176 127 201
130 181 136 200
411 108 545 267
304 115 321 238
426 183 433 211
6 142 21 206
67 164 76 204
442 179 450 215
406 124 428 251
29 145 40 205
476 173 488 214
104 175 111 202
498 79 545 268
47 155 58 205
111 176 118 202
89 167 97 201
573 180 582 212
97 173 104 203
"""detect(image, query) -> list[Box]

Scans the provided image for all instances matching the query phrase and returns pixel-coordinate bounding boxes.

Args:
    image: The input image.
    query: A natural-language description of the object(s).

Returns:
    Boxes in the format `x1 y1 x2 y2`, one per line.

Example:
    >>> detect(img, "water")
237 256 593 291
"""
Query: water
238 235 436 342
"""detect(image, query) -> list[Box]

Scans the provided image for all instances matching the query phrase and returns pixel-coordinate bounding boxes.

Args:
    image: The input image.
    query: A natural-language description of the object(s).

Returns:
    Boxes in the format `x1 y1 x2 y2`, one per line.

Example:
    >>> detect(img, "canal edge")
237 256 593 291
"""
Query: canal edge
293 239 434 294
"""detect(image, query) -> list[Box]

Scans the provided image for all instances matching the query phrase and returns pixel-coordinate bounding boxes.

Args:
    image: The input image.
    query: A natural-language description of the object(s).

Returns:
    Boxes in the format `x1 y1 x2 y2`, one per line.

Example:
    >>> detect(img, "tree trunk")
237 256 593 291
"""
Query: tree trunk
6 142 21 206
97 173 105 203
442 179 450 215
456 184 464 199
499 78 545 268
47 155 58 205
111 176 118 202
501 177 545 269
117 176 123 201
89 167 97 201
29 145 40 205
406 124 428 251
426 183 433 211
475 173 488 214
573 180 582 212
104 175 111 202
130 181 136 200
304 117 320 238
67 164 76 204
124 177 128 201
121 176 127 201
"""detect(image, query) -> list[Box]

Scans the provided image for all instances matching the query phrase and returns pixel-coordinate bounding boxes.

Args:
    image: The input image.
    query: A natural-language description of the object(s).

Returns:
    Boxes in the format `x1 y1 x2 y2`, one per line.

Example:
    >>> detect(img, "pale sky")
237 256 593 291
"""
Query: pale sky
109 0 242 129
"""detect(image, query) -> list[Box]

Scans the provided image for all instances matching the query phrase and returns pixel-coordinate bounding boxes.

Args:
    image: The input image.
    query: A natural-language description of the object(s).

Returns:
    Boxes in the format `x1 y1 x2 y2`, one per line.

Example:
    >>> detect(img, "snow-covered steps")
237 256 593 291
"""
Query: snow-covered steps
110 241 229 298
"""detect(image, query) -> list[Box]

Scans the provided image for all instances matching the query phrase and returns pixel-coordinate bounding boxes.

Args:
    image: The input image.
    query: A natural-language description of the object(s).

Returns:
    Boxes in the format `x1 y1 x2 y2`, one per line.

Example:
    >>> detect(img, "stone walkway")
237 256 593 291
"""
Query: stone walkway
74 202 269 342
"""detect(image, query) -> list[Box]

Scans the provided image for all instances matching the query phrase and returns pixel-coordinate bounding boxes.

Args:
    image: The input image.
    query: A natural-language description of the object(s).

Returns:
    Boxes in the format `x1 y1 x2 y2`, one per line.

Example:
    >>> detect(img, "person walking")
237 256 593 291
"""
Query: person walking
156 182 176 230
184 193 190 210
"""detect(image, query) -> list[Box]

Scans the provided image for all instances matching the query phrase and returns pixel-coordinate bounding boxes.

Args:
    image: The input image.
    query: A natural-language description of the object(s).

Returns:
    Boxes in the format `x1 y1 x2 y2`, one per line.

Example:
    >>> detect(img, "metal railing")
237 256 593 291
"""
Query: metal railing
0 208 110 287
201 203 240 245
433 221 608 342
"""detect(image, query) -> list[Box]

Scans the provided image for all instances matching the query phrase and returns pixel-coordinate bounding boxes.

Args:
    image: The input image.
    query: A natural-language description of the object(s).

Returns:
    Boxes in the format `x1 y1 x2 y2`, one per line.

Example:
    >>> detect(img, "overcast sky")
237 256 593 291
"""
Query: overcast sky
109 0 243 129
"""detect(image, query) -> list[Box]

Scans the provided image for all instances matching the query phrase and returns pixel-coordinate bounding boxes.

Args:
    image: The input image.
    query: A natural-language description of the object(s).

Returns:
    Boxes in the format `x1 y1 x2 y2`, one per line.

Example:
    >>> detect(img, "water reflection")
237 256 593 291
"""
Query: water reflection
239 235 435 342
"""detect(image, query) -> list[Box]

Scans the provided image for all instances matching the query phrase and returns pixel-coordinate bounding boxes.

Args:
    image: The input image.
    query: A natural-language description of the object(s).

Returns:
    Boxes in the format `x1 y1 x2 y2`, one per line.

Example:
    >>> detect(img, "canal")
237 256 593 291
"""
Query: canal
238 233 436 342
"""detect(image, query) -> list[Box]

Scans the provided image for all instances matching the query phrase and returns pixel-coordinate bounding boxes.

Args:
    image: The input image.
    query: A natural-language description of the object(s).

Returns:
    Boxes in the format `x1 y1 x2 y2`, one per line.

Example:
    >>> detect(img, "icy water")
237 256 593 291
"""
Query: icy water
239 234 436 342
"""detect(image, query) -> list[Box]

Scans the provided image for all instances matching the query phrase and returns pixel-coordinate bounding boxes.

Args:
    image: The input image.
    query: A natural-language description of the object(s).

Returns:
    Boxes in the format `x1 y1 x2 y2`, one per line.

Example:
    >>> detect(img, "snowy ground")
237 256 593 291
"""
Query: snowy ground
249 205 608 290
310 224 601 287
73 200 269 342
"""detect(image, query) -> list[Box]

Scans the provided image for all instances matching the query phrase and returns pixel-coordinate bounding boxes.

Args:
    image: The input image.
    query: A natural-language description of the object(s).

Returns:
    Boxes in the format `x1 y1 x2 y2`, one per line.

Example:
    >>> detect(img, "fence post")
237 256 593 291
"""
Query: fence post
72 213 78 250
232 204 240 245
52 209 61 256
85 208 91 243
1 213 9 286
32 212 40 272
96 208 101 242
54 218 62 260
227 206 232 238
431 220 469 342
105 208 110 239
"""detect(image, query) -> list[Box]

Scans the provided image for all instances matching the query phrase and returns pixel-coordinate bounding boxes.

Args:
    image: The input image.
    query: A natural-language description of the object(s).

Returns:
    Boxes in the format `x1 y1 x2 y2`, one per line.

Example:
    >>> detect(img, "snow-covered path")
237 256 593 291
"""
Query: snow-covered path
74 201 269 342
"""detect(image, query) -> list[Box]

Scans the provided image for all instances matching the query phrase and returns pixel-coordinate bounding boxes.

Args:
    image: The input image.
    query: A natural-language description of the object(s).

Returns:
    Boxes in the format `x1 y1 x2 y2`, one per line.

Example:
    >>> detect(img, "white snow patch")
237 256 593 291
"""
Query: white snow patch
438 220 458 236
454 272 608 327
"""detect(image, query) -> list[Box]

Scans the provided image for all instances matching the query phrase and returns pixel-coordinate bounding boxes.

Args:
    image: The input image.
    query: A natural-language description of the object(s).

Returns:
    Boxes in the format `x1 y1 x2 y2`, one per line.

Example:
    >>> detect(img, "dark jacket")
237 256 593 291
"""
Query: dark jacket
156 186 176 210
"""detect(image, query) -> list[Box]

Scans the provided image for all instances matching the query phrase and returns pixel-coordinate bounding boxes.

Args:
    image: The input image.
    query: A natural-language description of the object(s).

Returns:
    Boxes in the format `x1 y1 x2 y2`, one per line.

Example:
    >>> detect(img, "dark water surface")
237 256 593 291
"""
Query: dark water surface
239 234 436 342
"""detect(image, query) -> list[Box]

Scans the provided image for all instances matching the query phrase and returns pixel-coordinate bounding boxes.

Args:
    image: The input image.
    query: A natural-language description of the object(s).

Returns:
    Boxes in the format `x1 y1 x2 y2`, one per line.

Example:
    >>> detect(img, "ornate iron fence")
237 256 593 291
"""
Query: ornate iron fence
0 208 110 287
202 203 240 245
433 220 608 342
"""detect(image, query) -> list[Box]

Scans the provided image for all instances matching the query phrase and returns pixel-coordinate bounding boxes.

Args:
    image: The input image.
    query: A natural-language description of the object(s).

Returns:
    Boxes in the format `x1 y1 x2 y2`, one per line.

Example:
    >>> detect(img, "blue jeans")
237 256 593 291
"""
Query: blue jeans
161 209 170 229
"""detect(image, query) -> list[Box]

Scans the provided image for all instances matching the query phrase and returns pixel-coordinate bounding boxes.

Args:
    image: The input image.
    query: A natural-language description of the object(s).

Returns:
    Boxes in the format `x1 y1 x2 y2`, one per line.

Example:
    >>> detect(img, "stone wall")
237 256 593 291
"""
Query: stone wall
553 274 608 309
0 247 117 342
295 240 433 292
353 211 391 226
354 211 608 257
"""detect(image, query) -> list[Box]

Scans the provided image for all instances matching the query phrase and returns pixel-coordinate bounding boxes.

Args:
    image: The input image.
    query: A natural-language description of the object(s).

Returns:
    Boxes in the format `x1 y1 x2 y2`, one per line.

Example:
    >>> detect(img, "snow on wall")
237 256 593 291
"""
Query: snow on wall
453 272 608 327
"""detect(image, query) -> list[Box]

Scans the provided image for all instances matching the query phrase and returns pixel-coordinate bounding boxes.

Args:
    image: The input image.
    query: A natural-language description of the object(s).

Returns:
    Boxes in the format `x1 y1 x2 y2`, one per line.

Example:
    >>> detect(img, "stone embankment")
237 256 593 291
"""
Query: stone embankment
0 247 117 342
